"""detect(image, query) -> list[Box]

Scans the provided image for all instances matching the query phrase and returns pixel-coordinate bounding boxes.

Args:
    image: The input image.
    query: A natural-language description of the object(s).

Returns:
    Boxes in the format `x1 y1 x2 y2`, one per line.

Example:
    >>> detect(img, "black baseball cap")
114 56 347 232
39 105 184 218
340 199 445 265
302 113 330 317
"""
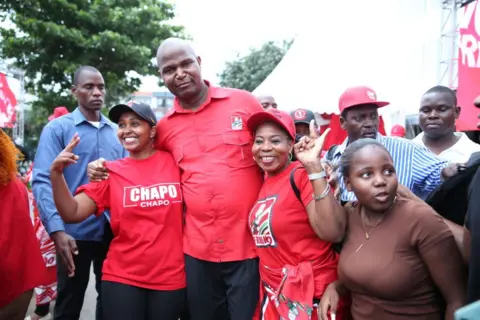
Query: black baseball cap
290 108 316 125
108 100 157 126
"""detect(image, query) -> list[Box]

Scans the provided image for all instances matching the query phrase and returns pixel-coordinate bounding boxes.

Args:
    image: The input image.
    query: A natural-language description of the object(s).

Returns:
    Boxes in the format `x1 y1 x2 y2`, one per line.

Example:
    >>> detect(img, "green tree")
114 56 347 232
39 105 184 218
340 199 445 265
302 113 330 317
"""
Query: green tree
0 0 185 151
218 40 292 92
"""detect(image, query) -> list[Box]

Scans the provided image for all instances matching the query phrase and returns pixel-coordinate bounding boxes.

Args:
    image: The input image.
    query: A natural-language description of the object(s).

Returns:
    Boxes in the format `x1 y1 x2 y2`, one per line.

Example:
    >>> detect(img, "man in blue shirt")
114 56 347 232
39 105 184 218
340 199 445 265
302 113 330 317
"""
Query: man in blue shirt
324 85 460 202
32 66 125 320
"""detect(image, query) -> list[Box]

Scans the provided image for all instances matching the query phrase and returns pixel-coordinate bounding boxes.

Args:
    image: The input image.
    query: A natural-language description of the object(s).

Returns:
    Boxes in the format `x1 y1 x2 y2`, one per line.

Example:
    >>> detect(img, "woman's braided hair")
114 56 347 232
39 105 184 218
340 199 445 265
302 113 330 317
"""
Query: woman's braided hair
0 129 23 186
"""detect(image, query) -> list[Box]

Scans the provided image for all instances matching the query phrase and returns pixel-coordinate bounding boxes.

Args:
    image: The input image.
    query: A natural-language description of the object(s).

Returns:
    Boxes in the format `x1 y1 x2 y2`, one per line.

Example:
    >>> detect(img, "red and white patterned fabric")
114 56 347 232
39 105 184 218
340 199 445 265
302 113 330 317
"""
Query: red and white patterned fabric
25 163 57 304
0 72 17 128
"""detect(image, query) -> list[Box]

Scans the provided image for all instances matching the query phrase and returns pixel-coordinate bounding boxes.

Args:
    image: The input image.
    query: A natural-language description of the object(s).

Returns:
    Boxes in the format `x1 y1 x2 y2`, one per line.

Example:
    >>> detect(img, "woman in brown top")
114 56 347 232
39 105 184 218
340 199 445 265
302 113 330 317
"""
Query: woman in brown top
319 138 465 320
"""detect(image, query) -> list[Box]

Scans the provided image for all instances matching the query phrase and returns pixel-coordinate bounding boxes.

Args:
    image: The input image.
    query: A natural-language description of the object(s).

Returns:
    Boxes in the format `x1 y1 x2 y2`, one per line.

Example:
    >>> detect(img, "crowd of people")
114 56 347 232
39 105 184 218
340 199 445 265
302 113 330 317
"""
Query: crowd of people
1 37 480 320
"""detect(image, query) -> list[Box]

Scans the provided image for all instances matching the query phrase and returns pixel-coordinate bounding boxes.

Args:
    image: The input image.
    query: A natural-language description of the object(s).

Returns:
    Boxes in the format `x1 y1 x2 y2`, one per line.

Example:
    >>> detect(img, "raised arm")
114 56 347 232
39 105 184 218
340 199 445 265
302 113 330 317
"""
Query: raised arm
50 134 97 223
295 127 347 242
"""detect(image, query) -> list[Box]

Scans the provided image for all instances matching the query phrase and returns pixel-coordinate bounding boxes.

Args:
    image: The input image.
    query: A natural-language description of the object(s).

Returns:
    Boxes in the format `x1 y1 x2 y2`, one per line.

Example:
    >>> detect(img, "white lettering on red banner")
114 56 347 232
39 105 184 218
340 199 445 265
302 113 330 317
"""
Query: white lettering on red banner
123 183 182 208
457 1 480 131
249 196 277 248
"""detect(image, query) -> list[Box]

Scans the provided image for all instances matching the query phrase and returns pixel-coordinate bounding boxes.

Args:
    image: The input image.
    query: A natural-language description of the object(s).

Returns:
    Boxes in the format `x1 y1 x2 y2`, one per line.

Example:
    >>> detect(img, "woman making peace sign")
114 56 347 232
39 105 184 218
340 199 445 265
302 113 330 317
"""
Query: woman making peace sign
246 109 350 320
50 102 185 320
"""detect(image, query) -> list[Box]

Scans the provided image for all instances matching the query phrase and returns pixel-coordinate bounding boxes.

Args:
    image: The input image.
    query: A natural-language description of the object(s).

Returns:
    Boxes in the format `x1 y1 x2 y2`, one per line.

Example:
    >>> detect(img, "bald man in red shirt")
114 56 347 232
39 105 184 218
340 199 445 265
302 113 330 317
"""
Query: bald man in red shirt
89 38 263 320
155 38 263 320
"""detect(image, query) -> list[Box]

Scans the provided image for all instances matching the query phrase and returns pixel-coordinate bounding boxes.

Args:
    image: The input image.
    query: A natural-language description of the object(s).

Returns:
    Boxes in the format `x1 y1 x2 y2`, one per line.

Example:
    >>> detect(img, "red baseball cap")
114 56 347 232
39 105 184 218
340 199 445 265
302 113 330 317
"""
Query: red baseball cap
48 106 69 121
247 108 296 140
338 86 389 113
390 124 405 137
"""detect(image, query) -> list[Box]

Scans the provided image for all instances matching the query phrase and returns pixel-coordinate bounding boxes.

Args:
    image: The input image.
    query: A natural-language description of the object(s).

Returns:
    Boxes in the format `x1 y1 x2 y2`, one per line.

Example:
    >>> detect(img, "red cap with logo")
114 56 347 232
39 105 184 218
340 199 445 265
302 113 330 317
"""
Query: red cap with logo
290 108 316 125
338 86 389 113
247 108 296 140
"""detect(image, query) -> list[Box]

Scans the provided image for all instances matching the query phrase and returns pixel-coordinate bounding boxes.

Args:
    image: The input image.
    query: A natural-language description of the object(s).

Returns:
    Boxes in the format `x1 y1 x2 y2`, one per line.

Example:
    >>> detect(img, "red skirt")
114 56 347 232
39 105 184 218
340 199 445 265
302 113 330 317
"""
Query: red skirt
0 178 48 307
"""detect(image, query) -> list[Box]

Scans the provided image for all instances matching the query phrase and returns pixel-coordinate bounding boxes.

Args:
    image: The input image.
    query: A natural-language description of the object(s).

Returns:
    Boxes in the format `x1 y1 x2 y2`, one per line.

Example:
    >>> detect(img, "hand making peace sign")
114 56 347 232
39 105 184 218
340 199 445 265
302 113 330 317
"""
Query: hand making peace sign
51 133 81 173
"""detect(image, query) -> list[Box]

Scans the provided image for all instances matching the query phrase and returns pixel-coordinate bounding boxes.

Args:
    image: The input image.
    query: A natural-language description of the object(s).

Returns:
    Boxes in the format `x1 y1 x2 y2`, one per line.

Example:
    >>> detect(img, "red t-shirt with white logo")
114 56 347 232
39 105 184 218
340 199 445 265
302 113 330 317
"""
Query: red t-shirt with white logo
249 162 339 297
77 151 185 290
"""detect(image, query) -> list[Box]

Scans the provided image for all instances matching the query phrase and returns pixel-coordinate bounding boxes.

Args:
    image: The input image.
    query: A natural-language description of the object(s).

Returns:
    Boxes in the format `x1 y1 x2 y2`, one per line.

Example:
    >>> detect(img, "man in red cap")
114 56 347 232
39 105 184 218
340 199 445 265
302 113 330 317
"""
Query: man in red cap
323 86 460 202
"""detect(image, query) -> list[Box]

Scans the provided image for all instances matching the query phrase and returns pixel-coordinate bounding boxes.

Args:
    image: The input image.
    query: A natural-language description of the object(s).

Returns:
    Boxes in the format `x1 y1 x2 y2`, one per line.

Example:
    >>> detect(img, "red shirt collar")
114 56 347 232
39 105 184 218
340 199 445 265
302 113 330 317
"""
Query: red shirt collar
166 80 230 118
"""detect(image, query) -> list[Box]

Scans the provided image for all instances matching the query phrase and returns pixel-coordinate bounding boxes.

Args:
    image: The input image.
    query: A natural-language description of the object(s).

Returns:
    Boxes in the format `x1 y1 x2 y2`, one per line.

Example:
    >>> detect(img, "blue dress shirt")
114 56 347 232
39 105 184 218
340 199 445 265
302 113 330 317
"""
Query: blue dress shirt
32 108 126 241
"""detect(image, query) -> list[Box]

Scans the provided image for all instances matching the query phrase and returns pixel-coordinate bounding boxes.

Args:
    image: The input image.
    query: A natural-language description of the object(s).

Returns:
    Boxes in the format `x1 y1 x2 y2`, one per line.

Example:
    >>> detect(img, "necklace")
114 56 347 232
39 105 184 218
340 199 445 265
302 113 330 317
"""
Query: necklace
361 212 384 239
360 196 397 240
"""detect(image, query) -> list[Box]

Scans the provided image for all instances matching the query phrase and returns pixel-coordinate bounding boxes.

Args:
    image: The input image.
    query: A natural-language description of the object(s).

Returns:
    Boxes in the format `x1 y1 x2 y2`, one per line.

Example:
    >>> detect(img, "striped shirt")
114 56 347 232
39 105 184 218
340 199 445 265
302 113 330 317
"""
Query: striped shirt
326 134 448 202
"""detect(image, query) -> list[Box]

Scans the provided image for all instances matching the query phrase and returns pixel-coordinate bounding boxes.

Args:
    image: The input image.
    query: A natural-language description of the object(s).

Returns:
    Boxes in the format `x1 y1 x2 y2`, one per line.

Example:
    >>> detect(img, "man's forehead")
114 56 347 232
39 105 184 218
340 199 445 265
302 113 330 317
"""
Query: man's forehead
348 104 378 115
77 72 104 85
258 95 275 102
158 42 196 63
421 92 454 106
159 51 195 67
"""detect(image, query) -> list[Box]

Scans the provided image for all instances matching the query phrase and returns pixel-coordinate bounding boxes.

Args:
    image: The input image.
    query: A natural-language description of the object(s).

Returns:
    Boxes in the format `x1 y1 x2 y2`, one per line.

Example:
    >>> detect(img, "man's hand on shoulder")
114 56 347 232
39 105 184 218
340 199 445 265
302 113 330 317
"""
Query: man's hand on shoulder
442 163 467 180
87 158 109 182
397 184 423 203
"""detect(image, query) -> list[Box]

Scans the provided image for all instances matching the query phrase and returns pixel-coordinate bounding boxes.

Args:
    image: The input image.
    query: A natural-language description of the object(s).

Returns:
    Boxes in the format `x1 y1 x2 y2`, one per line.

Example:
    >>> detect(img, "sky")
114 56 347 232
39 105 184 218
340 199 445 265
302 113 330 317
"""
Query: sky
138 0 302 91
2 0 302 95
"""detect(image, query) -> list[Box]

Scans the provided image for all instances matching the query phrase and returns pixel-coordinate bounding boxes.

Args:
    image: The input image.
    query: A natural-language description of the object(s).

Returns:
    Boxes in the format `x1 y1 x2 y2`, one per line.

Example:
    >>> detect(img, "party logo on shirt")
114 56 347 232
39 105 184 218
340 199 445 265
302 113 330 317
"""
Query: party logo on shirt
249 196 277 247
123 183 182 208
231 116 243 130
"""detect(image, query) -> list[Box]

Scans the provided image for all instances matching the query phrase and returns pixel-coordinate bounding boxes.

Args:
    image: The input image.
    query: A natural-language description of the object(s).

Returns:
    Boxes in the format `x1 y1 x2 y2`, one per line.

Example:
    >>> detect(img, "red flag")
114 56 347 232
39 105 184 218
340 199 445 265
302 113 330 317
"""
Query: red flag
457 1 480 131
0 72 18 128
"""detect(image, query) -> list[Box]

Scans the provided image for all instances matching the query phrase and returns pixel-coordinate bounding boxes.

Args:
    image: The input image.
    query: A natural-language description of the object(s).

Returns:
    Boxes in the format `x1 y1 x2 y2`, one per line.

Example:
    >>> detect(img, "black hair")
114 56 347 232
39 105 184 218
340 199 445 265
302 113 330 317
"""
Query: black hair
423 85 457 106
73 66 100 86
340 109 348 119
340 138 391 178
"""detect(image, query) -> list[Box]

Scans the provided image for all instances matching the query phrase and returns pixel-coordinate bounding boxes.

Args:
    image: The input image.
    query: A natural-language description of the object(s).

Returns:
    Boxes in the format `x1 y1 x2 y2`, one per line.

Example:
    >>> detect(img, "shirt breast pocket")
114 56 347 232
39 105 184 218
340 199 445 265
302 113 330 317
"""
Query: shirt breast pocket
172 146 192 183
222 130 255 168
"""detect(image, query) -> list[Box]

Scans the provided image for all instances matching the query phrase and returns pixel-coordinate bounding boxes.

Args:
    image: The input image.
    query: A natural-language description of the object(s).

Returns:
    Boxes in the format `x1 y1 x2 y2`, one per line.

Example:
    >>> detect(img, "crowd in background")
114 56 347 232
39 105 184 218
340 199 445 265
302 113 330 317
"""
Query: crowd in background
1 37 480 320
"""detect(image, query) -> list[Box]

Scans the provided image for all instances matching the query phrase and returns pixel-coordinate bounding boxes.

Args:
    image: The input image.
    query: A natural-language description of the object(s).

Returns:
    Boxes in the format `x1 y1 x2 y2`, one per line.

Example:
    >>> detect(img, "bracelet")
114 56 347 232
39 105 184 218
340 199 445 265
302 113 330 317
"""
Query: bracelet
313 183 331 201
308 171 326 181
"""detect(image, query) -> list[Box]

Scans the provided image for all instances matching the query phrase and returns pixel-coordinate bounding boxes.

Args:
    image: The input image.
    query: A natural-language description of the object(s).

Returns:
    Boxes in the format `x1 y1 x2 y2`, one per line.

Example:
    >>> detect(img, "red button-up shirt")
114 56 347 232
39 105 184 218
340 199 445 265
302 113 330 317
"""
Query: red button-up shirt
156 82 264 262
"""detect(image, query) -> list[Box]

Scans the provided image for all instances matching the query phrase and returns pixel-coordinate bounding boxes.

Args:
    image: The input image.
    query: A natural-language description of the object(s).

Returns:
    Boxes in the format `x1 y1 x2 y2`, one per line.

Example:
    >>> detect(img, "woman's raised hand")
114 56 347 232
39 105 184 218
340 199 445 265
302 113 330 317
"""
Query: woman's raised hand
51 134 80 173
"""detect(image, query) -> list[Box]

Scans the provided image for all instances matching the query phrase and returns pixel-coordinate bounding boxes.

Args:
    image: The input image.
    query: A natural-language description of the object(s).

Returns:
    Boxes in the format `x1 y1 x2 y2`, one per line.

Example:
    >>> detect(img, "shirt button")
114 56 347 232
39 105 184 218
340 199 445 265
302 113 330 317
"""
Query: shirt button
218 239 224 243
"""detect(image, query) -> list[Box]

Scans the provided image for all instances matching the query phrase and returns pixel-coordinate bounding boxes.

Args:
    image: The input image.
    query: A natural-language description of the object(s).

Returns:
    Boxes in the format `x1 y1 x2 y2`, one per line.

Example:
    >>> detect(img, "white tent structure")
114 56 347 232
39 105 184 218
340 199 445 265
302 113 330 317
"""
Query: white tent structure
253 0 444 131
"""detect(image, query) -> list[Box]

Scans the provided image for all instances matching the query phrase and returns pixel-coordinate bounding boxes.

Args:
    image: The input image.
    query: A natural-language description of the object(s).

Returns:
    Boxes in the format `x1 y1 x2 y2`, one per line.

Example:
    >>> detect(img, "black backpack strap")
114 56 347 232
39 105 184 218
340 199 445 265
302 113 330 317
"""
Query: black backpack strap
290 166 303 203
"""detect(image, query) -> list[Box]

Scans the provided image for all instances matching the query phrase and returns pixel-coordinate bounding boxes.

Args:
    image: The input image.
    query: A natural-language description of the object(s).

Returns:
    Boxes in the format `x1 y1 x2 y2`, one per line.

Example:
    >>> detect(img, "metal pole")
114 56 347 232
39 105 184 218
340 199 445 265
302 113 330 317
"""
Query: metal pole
448 0 458 88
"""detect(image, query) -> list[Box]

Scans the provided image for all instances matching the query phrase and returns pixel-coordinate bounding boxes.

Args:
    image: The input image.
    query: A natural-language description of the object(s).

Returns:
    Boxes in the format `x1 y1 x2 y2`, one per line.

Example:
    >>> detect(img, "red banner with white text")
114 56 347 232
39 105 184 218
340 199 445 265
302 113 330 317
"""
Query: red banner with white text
0 72 18 128
458 0 480 131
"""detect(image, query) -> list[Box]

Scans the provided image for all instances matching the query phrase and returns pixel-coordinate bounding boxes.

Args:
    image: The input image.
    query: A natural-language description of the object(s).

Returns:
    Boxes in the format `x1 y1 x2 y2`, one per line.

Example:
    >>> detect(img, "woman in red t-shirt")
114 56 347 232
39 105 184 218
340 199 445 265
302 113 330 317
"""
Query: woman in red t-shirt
246 109 350 320
50 102 185 320
0 129 48 320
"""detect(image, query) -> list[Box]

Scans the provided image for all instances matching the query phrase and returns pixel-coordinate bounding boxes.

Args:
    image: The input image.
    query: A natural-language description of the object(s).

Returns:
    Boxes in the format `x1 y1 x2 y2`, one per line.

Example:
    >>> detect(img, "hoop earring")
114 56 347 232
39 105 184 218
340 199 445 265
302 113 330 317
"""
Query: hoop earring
288 152 293 161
